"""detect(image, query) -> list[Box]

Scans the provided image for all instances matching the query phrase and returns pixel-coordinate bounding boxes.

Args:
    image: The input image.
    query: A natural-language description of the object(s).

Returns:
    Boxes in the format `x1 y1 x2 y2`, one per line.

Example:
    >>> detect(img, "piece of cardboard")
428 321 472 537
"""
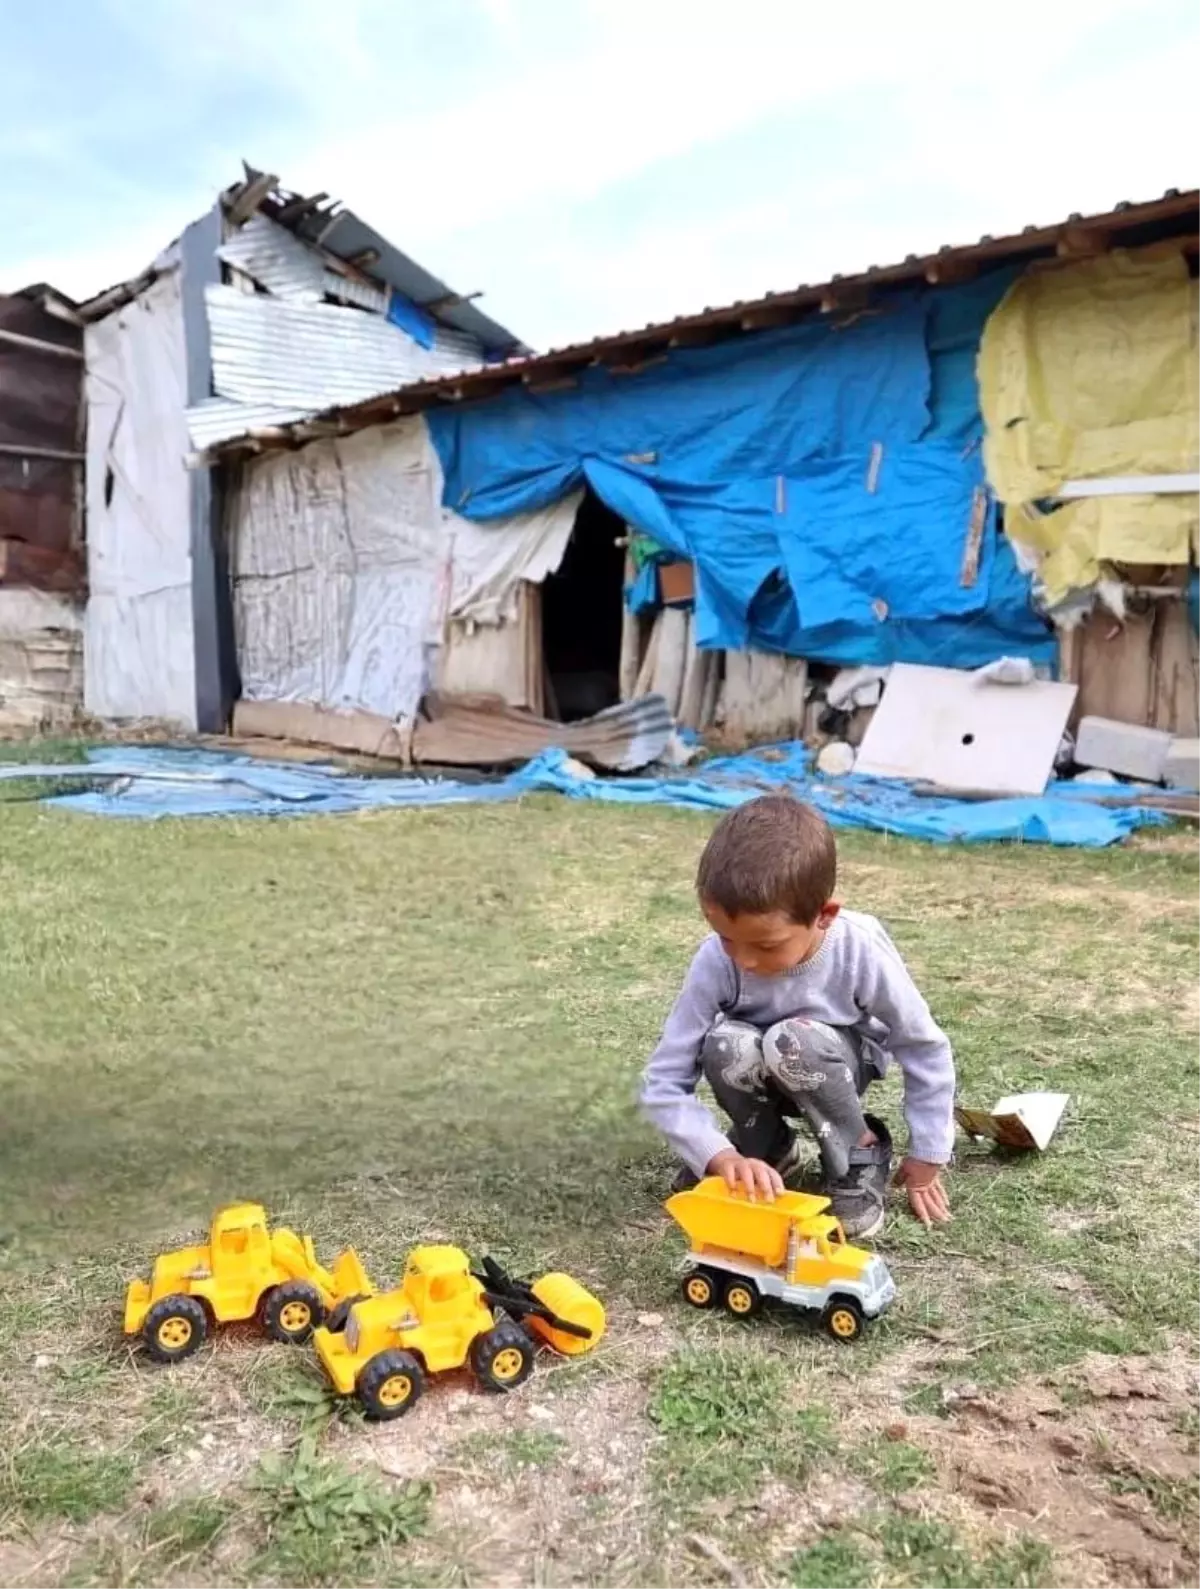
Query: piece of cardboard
854 662 1077 795
955 1092 1069 1152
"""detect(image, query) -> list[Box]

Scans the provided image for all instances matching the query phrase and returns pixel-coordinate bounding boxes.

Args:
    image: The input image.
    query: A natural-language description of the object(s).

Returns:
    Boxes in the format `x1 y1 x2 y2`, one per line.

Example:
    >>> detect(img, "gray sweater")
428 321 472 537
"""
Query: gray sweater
640 910 956 1175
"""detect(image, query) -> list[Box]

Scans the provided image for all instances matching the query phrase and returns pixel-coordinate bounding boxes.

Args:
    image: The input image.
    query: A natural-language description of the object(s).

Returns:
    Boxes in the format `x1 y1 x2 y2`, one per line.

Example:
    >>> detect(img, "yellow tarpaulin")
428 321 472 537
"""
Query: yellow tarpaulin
978 245 1198 603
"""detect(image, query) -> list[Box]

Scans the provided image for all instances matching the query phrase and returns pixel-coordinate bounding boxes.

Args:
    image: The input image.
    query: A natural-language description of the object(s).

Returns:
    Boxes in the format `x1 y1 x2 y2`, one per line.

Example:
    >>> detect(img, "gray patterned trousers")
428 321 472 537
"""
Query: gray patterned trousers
701 1016 878 1182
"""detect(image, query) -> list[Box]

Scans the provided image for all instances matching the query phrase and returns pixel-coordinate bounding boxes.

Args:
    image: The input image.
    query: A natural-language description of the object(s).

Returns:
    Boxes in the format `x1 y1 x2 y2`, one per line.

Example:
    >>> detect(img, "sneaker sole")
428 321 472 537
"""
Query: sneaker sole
842 1207 885 1241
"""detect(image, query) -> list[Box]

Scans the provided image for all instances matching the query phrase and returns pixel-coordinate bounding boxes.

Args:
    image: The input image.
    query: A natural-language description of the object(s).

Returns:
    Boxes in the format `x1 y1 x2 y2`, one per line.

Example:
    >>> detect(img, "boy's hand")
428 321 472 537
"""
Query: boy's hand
895 1158 951 1226
707 1148 783 1202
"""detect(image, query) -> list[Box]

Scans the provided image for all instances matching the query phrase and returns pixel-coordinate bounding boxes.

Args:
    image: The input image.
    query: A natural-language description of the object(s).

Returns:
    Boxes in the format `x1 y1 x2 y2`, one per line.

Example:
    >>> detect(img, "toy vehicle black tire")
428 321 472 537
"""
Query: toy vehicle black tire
142 1294 209 1364
470 1320 536 1393
680 1269 717 1309
821 1296 865 1343
721 1276 763 1319
262 1281 325 1345
325 1295 370 1334
356 1350 426 1421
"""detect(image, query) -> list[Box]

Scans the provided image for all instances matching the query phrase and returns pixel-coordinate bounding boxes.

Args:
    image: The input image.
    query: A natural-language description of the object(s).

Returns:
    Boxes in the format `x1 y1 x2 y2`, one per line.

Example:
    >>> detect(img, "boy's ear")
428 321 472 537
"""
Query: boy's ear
817 900 841 929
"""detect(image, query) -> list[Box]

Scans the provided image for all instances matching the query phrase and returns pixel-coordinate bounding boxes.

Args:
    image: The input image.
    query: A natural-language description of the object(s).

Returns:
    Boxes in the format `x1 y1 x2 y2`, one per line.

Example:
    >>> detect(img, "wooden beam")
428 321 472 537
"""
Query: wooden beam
225 170 279 227
347 247 380 269
1056 224 1112 258
740 305 799 331
606 354 668 377
820 281 869 315
668 325 722 349
276 191 328 223
924 254 979 286
0 441 84 462
0 327 82 360
422 289 484 312
523 373 578 394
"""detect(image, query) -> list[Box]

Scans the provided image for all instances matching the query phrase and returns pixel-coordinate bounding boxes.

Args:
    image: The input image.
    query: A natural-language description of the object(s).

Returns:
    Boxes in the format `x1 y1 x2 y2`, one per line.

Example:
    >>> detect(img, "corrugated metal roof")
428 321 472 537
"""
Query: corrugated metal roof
275 200 525 356
190 285 490 449
204 186 1195 457
217 215 326 301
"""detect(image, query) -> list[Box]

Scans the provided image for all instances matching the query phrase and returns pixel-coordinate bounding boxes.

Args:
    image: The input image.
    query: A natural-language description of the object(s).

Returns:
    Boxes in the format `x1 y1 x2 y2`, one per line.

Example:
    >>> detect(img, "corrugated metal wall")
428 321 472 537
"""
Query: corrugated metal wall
0 294 85 595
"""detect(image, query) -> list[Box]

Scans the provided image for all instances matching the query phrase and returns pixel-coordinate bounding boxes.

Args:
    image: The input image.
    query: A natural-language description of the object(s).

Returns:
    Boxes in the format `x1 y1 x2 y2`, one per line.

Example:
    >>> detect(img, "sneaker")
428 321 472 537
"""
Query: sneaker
826 1114 892 1240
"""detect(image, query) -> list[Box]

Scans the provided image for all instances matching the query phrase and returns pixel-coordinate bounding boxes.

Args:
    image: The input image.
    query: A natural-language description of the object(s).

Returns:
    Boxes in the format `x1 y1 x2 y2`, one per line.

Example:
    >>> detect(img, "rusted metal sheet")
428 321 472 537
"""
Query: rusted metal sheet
412 691 674 771
0 290 85 596
232 690 674 771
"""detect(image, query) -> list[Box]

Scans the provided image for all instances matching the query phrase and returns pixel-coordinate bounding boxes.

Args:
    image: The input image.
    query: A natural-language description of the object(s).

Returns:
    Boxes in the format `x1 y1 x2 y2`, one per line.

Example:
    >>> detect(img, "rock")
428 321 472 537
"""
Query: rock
1163 736 1199 790
1073 767 1120 785
636 1312 664 1328
33 1353 53 1370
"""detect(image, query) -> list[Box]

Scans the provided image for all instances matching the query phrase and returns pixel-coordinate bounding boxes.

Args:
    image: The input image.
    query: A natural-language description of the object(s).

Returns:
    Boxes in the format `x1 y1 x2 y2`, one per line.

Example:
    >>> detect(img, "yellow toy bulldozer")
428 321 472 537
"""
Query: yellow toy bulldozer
314 1247 605 1420
123 1202 373 1363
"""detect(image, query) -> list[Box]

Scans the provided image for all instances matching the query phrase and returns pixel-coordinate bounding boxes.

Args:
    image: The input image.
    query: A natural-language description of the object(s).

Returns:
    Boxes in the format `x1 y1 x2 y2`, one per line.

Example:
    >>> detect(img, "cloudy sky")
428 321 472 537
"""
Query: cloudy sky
0 0 1194 349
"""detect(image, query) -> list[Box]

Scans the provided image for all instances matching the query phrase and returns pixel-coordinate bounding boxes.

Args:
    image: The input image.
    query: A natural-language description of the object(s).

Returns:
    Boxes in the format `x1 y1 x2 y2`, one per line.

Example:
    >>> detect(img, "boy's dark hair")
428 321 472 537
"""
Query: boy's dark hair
696 795 836 925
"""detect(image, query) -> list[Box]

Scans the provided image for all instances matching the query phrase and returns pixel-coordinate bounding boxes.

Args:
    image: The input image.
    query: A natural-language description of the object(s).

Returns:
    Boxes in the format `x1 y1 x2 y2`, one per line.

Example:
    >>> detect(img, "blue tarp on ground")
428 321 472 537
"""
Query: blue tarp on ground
426 266 1053 671
2 745 1169 847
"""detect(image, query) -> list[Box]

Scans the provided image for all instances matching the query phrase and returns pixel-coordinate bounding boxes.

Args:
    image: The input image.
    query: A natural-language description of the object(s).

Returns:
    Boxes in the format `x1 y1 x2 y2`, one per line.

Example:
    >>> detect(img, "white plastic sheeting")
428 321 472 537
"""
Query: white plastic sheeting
230 416 585 721
83 269 197 726
447 490 582 625
230 420 444 720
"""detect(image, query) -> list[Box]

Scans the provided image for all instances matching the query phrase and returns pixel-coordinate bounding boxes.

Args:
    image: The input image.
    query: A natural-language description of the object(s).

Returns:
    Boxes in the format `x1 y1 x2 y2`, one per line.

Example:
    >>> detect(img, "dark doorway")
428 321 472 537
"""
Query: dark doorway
541 488 626 720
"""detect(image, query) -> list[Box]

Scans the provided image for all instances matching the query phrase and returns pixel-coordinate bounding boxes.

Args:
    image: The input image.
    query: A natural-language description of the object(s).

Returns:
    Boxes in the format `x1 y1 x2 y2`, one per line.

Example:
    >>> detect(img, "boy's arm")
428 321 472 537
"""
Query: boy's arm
856 928 955 1165
640 938 736 1178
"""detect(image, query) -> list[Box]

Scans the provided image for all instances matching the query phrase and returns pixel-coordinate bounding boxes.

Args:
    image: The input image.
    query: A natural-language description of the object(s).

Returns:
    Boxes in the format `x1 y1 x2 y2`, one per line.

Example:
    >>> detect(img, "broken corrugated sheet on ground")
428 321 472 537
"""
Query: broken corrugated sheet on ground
411 691 674 771
232 692 674 773
5 743 1189 846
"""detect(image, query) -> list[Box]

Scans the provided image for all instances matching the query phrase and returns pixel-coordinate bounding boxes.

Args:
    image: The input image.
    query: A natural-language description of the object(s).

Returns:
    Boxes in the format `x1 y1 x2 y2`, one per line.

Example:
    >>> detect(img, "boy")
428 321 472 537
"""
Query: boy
640 796 954 1237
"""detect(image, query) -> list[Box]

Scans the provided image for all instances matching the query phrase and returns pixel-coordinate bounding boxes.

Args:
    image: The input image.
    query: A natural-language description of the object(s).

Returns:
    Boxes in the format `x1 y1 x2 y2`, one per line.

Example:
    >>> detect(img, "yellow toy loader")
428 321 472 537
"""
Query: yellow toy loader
123 1202 373 1363
314 1247 605 1419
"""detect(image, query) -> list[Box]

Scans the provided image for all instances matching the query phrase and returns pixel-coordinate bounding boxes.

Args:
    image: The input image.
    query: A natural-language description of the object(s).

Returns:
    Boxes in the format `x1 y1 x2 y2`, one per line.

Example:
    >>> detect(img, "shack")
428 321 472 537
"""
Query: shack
197 188 1198 752
71 167 527 734
0 285 85 729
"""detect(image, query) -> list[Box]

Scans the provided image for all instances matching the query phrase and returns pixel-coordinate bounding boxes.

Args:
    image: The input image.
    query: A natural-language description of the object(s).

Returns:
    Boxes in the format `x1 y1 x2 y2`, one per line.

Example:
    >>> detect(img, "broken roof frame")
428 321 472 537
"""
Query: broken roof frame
197 186 1197 461
40 162 528 359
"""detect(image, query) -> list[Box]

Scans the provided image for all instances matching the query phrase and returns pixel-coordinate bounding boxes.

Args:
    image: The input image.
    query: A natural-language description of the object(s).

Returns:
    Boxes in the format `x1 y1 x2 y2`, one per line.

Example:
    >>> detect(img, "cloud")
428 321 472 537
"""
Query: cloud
0 0 1193 345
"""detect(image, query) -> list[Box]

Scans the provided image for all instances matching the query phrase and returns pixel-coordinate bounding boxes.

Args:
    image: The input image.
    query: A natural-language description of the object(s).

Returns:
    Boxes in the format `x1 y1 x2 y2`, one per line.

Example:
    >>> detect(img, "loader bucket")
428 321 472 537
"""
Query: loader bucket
331 1249 374 1303
528 1273 605 1356
123 1278 152 1336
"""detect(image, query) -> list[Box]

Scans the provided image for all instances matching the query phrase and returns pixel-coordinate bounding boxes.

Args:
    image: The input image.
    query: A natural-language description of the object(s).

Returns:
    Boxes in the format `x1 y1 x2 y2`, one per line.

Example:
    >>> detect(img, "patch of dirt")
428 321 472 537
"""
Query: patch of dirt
363 1373 660 1586
905 1351 1200 1588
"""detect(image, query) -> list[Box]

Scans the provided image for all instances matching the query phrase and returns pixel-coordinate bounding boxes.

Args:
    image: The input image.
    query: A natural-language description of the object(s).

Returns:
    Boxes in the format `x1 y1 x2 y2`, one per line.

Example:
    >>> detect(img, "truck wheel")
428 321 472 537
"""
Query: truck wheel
721 1277 763 1320
262 1281 325 1345
821 1297 864 1343
357 1350 425 1420
681 1270 717 1309
143 1295 208 1364
470 1321 535 1393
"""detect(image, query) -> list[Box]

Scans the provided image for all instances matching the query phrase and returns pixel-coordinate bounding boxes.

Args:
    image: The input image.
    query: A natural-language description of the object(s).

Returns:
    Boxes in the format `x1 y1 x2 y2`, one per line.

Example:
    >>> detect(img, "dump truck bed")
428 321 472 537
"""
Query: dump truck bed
665 1178 831 1268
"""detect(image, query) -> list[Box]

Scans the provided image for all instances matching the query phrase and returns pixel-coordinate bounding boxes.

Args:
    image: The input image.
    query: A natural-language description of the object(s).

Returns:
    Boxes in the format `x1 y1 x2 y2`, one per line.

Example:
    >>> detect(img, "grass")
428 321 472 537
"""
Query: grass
0 779 1196 1585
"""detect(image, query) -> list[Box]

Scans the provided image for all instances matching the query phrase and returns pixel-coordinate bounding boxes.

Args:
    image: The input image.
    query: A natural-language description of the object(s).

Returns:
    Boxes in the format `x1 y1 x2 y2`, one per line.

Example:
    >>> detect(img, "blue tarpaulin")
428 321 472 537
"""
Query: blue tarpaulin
2 745 1169 847
427 266 1052 671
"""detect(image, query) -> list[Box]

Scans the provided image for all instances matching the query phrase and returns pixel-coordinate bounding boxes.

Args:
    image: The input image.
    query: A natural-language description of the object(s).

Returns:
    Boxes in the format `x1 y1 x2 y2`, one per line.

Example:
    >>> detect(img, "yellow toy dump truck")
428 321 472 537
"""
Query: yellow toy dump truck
665 1178 896 1342
123 1202 373 1363
313 1247 605 1420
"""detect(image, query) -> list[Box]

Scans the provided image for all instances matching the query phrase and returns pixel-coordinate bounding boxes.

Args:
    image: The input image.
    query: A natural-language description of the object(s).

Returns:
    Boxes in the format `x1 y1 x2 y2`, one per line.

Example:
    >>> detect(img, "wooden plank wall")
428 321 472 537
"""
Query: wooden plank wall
1059 598 1198 736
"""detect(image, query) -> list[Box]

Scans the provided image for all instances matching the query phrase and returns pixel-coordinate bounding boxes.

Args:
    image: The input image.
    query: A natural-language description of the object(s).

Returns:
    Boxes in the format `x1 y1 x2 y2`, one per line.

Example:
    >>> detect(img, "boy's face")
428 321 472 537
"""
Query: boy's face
702 899 840 976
